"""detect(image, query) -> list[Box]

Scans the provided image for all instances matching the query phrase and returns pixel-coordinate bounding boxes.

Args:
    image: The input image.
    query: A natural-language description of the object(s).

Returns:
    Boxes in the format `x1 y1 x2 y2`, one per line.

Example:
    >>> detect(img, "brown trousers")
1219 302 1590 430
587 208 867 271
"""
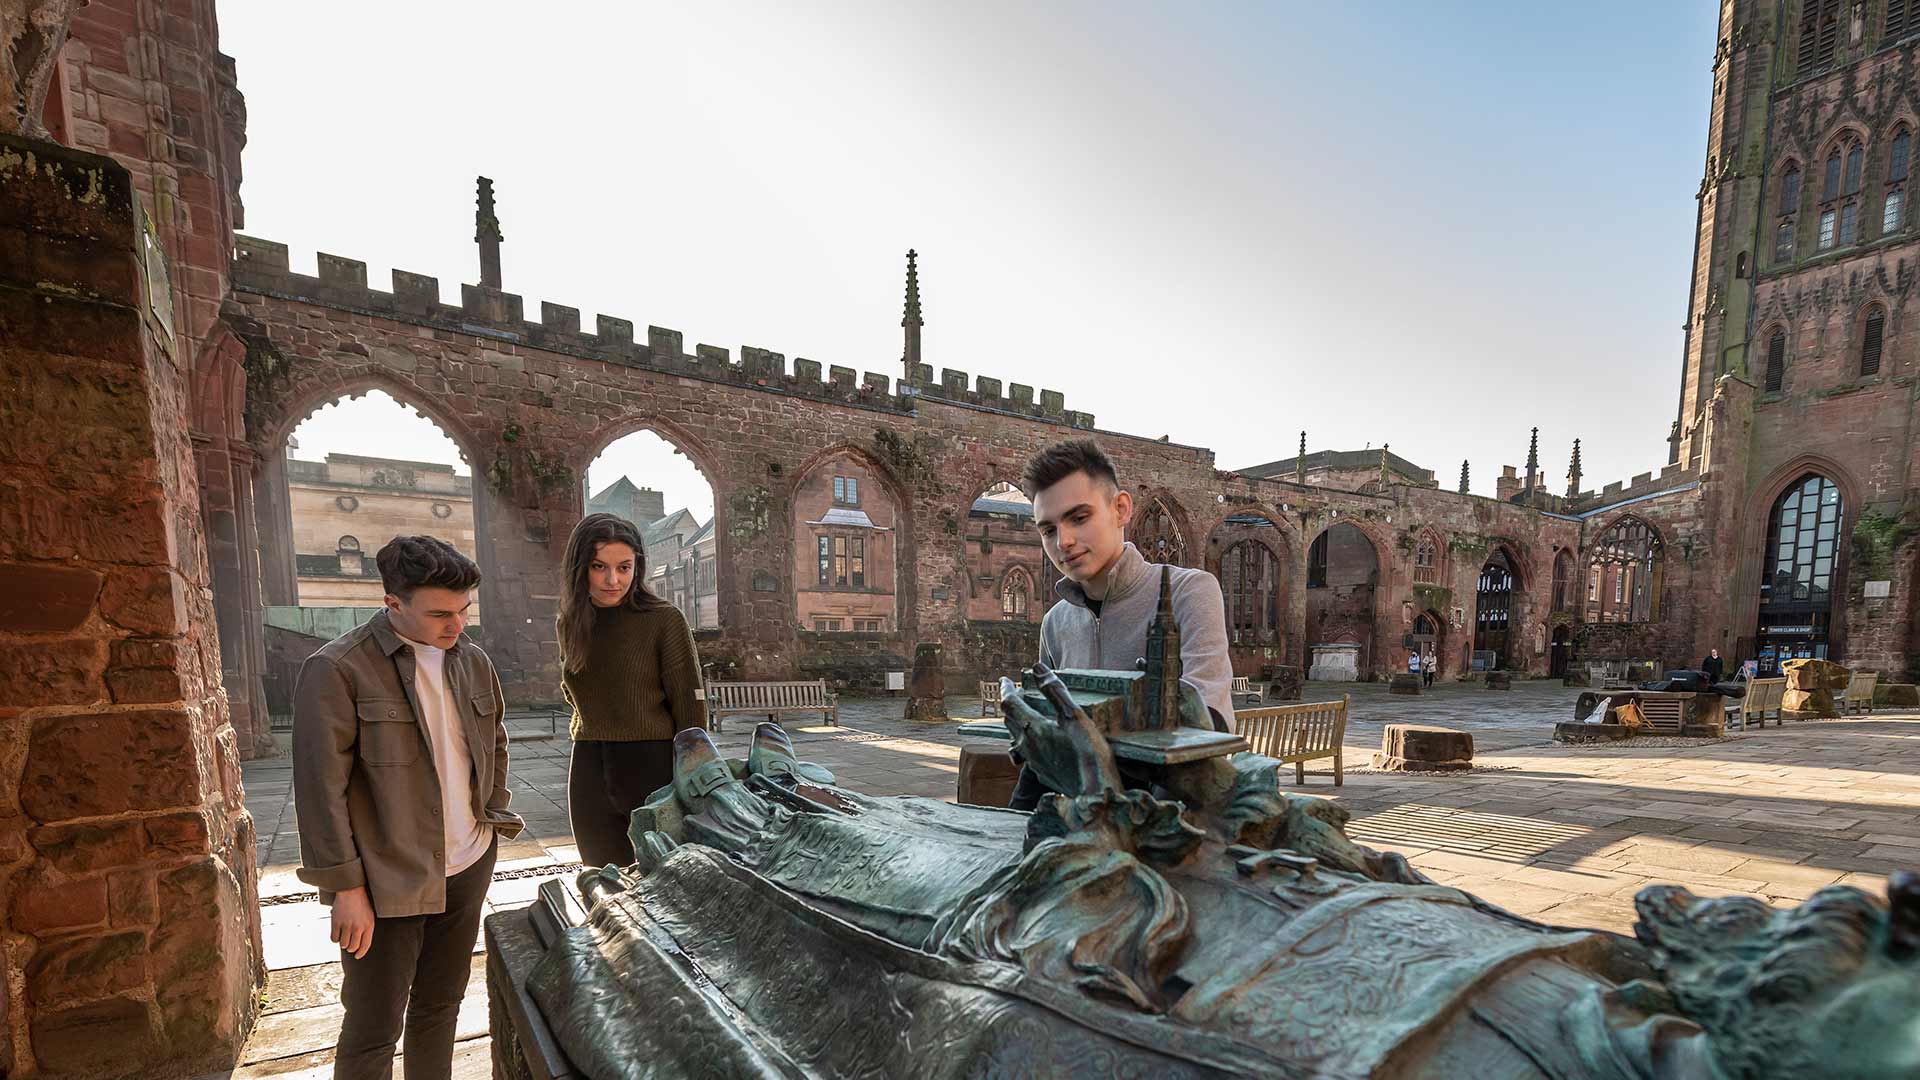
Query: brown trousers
333 835 496 1080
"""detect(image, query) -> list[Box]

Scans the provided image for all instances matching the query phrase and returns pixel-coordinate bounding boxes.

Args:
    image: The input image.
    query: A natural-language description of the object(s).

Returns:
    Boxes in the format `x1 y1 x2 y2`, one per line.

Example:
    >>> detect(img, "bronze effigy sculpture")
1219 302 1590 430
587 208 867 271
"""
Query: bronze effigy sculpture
495 572 1920 1079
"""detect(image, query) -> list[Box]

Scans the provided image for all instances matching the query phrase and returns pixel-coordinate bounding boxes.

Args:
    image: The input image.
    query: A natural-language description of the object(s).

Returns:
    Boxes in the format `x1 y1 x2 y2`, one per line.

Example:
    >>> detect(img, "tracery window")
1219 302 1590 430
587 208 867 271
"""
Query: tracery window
1000 567 1033 621
1584 517 1663 624
1131 500 1186 566
1221 540 1282 646
1819 134 1864 251
1413 534 1439 585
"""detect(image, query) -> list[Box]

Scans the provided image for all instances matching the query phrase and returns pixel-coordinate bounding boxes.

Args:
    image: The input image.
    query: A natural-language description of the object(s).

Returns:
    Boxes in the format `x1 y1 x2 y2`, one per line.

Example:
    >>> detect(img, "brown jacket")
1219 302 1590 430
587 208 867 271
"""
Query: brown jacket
293 610 524 917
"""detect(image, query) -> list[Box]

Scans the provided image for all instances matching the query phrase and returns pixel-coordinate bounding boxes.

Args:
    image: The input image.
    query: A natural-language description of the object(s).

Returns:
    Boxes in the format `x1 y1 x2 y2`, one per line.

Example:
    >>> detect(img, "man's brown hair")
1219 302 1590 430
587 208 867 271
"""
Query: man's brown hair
376 535 482 599
1020 438 1119 497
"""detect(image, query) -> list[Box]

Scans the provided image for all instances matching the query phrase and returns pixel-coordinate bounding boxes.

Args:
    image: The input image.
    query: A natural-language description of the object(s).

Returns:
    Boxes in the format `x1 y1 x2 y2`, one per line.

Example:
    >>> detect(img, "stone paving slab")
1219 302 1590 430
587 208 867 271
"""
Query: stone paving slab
229 688 1920 1075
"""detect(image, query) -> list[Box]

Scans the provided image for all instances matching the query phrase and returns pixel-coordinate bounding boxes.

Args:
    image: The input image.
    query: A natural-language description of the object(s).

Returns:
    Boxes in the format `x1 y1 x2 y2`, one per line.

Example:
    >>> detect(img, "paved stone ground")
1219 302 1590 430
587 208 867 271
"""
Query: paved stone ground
219 681 1920 1077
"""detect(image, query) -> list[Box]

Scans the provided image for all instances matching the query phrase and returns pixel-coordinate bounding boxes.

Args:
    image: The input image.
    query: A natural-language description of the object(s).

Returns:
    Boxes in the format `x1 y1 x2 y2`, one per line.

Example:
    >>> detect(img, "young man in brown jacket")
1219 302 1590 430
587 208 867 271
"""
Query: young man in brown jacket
293 535 524 1080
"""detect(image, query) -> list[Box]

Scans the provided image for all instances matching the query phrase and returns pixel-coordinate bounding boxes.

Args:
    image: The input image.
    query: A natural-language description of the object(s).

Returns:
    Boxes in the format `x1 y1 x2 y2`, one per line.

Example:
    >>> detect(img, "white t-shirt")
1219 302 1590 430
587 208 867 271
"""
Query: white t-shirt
399 634 492 876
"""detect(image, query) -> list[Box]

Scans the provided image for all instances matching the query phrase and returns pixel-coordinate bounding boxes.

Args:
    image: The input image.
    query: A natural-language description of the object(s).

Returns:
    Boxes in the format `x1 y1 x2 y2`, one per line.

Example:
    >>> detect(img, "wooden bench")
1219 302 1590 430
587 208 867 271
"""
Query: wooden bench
706 680 837 732
1231 676 1264 706
978 680 1001 718
1843 672 1879 715
1746 677 1786 726
1234 696 1348 786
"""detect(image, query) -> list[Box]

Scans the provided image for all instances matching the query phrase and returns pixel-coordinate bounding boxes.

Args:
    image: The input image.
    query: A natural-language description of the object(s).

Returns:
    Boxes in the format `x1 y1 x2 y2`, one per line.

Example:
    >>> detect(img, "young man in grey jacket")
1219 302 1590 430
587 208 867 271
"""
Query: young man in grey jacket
1008 439 1235 810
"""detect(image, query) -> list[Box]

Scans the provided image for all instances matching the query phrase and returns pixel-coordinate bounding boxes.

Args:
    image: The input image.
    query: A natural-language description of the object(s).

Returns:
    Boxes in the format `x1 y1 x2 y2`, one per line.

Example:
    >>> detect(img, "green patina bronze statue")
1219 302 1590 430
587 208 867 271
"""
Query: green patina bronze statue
504 572 1920 1078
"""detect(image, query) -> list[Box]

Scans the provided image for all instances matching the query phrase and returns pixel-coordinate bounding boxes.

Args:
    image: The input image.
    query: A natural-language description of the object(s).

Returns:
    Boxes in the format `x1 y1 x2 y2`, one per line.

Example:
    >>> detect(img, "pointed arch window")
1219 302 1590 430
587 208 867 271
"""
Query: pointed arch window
1221 540 1282 646
1765 327 1786 392
1892 0 1913 41
1819 134 1865 250
1584 518 1663 624
1131 500 1186 566
1862 306 1886 376
1886 128 1910 237
1845 145 1865 195
1550 549 1574 613
1779 161 1802 213
1000 566 1033 621
1413 533 1439 585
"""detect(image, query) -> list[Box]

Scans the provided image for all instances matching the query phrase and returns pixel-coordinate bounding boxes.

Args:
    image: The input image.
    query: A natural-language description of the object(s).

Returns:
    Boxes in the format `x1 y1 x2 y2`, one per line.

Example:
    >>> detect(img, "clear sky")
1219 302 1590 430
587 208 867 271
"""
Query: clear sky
246 2 1719 503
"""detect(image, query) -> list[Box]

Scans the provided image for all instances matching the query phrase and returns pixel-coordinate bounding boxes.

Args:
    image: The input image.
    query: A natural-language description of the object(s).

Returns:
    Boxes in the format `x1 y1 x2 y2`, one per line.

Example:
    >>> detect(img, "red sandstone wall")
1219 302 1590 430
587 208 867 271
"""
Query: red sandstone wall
1 135 260 1080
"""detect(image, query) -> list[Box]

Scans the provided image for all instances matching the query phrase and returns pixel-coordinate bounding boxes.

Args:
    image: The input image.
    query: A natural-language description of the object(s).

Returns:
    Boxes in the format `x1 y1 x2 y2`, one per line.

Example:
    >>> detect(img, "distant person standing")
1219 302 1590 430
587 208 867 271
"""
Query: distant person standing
1702 648 1725 683
1422 647 1437 688
292 535 523 1080
558 513 706 868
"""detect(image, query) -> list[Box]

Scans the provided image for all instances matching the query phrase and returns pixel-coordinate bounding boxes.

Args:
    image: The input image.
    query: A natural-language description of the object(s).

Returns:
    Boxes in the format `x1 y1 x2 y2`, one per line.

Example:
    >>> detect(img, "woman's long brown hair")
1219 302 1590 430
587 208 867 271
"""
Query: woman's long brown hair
558 512 661 673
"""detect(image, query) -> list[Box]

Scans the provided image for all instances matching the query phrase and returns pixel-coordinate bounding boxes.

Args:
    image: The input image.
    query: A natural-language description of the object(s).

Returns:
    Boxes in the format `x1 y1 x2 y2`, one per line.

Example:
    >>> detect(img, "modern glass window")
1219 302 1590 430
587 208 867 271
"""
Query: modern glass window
1762 475 1842 607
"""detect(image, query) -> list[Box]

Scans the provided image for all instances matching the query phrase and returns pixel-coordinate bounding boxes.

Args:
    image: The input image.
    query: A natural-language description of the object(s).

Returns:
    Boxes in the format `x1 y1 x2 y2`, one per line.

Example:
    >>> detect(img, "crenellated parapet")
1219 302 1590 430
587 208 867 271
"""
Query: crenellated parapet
231 237 1097 431
1566 461 1700 516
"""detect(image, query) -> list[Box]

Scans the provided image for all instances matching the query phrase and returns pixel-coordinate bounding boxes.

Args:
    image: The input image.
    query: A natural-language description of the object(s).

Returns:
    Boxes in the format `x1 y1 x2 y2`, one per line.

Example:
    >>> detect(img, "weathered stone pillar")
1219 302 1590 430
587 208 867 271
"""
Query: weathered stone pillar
905 642 948 722
0 134 262 1078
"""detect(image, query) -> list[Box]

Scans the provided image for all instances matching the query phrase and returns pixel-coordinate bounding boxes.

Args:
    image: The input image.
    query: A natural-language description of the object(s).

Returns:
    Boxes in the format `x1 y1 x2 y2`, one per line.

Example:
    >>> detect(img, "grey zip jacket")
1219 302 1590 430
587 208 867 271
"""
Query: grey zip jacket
1039 542 1237 731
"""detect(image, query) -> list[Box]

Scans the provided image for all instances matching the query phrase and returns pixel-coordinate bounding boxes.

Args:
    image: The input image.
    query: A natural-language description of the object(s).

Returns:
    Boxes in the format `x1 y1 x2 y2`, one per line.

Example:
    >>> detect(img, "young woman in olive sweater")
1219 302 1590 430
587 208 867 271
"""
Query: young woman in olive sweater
558 513 706 868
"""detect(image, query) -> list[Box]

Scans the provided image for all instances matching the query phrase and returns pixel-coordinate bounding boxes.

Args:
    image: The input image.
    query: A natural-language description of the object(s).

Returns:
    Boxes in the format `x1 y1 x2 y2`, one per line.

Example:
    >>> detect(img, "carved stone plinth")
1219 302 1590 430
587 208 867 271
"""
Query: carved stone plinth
1372 724 1474 771
1485 672 1513 690
1389 673 1421 695
904 642 947 722
956 745 1019 808
1308 644 1359 682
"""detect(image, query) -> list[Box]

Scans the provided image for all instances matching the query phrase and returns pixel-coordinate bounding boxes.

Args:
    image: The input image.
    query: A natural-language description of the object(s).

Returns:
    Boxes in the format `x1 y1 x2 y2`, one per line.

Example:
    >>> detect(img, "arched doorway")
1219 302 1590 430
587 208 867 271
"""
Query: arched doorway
1474 550 1517 669
1412 610 1444 681
1549 624 1573 678
1754 473 1844 675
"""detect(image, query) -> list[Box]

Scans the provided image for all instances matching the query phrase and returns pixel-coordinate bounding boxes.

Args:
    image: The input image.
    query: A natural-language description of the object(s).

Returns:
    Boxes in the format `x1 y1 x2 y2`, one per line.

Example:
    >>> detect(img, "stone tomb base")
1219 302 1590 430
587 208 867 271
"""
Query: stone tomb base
1389 673 1422 695
1373 724 1474 771
956 745 1020 808
1554 721 1633 743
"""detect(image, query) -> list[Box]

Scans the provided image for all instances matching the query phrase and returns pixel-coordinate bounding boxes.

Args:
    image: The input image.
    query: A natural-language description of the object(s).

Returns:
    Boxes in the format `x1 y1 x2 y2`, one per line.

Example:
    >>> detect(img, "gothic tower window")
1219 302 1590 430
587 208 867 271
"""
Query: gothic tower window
1765 326 1786 392
1890 0 1912 42
1776 160 1801 263
1885 128 1910 236
1819 134 1865 250
1798 0 1841 76
1861 305 1886 376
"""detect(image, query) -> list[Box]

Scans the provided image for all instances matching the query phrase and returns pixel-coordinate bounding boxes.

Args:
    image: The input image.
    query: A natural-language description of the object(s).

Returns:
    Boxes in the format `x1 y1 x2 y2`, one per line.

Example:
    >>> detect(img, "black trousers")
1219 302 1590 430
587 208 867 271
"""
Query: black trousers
334 834 496 1080
568 738 675 868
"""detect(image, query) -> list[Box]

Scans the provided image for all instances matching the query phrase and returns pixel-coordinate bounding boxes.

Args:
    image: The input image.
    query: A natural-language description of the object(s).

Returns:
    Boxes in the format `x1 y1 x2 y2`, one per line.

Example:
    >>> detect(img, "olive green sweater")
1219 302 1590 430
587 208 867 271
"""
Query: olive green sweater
561 600 706 741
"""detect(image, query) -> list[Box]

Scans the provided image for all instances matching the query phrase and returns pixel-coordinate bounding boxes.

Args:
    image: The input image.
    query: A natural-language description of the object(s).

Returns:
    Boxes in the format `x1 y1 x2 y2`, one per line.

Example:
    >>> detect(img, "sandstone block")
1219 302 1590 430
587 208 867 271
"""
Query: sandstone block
1389 673 1421 695
905 642 946 722
12 874 109 934
29 819 145 874
1372 724 1474 771
1781 688 1838 718
24 710 201 821
29 996 160 1076
0 639 106 712
0 563 100 633
27 930 149 1007
1782 657 1850 691
98 565 187 635
109 869 158 927
957 745 1019 808
144 809 211 857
